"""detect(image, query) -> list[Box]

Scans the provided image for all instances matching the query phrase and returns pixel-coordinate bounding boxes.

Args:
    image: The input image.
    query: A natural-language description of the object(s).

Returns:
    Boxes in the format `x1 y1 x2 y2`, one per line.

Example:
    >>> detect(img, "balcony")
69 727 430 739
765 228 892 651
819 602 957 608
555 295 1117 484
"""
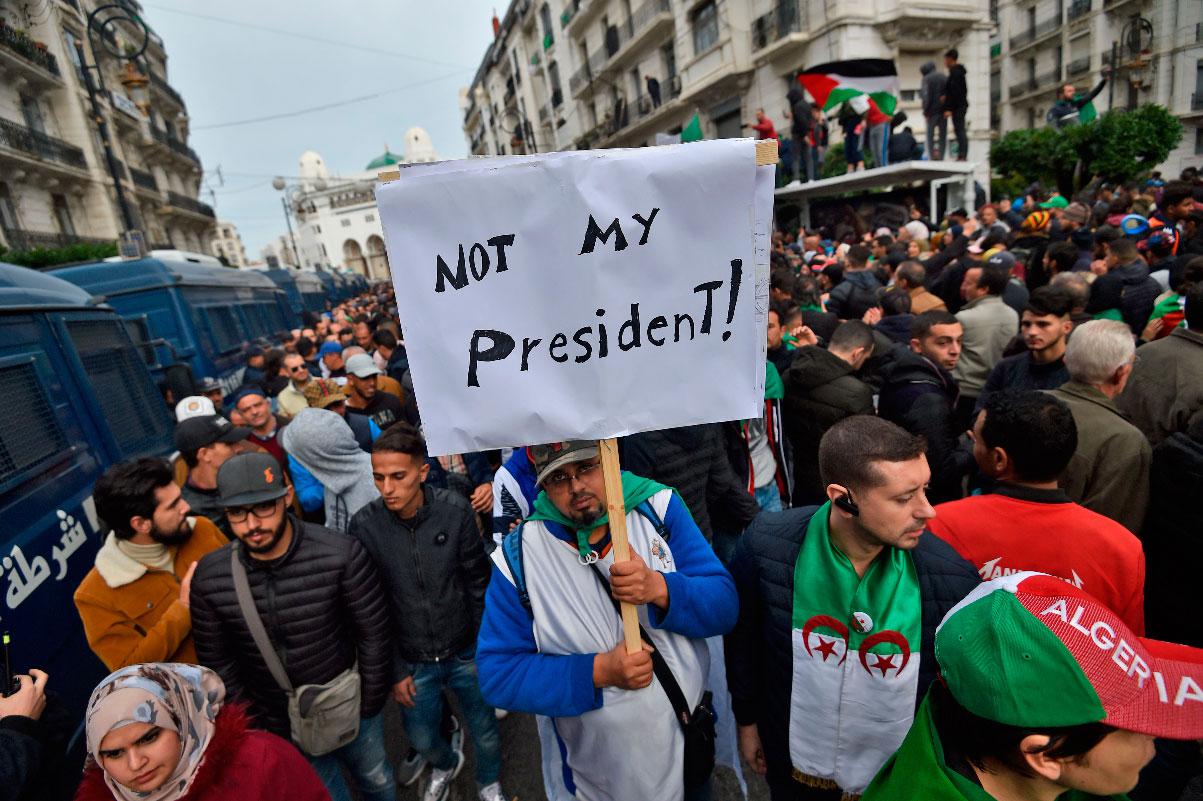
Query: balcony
1010 70 1061 99
1010 16 1062 52
149 71 185 109
2 227 112 252
0 117 88 172
147 126 201 166
1066 56 1091 76
0 20 63 86
568 0 672 96
329 189 375 210
751 0 807 63
165 191 215 219
129 166 158 192
1067 0 1091 21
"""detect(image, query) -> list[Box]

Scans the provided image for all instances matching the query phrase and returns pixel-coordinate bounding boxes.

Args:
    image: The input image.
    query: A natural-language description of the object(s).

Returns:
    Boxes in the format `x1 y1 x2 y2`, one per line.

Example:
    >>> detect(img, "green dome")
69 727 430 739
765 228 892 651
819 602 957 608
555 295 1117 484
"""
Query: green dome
365 149 404 170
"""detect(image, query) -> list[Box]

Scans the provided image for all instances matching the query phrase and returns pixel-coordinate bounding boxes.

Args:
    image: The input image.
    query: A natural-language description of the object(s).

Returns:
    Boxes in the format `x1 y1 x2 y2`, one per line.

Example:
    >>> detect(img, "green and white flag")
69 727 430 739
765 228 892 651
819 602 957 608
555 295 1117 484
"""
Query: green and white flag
789 502 922 794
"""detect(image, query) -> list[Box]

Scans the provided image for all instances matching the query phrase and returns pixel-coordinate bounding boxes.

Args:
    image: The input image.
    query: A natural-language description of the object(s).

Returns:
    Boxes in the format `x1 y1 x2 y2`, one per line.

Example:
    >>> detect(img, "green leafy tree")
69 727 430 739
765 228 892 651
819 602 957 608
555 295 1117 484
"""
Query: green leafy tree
0 241 118 269
991 104 1182 197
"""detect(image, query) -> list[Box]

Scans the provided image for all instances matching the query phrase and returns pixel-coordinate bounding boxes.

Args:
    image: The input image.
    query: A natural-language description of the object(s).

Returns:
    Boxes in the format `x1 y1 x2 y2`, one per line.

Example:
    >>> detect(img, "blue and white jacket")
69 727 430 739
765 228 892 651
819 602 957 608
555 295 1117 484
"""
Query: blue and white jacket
476 489 737 801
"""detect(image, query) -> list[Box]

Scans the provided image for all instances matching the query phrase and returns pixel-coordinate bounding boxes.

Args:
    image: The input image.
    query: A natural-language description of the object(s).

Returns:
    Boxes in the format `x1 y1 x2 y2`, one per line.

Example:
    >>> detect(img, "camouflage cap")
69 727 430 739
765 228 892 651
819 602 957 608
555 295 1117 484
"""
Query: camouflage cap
302 378 347 409
530 440 600 486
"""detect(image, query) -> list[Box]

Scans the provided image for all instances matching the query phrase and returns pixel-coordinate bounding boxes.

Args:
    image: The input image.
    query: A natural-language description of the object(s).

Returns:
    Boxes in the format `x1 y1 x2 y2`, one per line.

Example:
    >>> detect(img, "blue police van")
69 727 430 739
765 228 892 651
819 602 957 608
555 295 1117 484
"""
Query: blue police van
293 270 329 315
53 255 297 396
0 262 175 725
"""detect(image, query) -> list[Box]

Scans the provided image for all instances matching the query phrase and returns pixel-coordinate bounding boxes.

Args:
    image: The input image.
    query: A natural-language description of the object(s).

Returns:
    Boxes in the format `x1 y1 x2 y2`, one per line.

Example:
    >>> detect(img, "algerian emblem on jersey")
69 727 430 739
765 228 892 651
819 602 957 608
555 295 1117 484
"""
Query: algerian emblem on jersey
851 611 874 633
649 536 672 570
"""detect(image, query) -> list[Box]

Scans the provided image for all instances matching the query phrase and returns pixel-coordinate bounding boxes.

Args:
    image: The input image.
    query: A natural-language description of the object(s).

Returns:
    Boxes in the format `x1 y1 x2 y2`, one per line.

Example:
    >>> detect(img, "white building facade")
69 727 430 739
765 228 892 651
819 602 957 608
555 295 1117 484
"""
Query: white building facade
461 0 992 172
211 220 248 267
280 129 438 280
0 0 216 256
990 0 1202 176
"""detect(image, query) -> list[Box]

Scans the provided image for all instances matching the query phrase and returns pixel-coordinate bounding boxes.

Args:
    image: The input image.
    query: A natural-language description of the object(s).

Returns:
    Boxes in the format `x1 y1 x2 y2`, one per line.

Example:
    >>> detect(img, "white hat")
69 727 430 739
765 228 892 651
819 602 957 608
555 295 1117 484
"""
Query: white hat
903 220 930 241
175 395 216 422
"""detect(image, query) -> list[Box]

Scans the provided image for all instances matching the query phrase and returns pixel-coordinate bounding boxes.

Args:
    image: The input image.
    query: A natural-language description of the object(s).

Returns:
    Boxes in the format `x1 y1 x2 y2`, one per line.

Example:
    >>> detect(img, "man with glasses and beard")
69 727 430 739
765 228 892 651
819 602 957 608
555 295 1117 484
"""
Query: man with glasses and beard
189 452 394 801
276 352 314 419
477 440 737 800
75 457 228 671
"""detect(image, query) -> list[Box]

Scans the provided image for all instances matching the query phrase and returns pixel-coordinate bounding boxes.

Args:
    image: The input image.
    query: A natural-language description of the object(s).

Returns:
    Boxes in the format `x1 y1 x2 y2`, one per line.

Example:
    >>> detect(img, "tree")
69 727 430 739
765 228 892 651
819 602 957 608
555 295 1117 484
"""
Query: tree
991 104 1182 197
0 241 118 269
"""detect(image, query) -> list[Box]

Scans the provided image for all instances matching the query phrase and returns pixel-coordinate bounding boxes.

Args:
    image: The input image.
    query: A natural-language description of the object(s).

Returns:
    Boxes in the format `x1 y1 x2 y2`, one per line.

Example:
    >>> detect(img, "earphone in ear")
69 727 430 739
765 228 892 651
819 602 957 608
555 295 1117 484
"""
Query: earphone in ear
834 491 860 517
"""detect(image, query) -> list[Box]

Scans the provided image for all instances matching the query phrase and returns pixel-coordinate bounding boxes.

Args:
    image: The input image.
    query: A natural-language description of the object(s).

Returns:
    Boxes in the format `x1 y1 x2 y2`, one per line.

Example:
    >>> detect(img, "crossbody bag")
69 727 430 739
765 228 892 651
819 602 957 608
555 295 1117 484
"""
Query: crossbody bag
229 546 361 756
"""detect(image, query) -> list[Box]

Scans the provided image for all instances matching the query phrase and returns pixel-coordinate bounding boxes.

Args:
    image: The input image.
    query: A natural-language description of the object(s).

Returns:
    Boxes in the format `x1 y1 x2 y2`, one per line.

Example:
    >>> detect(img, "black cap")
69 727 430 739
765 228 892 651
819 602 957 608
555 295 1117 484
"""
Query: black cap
217 452 288 507
175 414 249 455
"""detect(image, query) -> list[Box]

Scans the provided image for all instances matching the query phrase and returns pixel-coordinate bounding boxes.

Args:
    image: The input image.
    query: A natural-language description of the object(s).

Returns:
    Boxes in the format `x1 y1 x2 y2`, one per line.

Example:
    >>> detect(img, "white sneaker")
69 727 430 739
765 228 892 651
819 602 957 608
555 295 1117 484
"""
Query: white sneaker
493 707 509 720
784 179 803 188
478 782 506 801
423 750 465 801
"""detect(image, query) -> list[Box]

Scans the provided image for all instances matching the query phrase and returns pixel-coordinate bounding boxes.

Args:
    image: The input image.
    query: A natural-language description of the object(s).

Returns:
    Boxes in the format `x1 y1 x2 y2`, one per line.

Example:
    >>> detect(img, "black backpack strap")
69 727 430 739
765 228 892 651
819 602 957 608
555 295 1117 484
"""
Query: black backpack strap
589 562 692 729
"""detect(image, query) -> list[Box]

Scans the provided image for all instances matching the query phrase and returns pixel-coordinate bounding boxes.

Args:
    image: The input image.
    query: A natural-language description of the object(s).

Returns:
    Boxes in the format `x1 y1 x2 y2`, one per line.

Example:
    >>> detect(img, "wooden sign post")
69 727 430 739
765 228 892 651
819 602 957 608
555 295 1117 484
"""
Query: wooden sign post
596 138 777 655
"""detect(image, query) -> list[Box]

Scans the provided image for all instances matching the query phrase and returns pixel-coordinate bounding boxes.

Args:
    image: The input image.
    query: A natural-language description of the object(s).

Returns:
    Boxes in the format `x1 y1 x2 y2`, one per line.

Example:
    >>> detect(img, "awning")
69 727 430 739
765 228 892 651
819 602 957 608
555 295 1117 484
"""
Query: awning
774 160 978 201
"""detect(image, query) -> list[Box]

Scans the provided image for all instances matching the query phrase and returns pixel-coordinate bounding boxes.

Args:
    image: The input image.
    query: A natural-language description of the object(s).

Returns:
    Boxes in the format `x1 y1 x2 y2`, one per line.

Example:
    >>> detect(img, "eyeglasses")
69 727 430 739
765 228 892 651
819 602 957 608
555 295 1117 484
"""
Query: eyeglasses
544 460 601 490
225 499 281 523
288 365 307 373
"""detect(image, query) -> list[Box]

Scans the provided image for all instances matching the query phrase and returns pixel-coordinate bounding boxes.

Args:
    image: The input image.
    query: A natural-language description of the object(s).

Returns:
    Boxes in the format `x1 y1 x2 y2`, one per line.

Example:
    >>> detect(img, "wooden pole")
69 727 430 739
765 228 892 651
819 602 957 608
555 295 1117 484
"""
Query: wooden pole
597 437 642 654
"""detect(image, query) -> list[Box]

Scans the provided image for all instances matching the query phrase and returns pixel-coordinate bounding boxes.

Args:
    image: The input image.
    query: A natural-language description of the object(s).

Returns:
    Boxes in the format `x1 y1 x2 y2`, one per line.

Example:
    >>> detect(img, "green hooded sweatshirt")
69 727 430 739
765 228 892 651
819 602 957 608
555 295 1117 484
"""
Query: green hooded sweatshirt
862 692 1128 801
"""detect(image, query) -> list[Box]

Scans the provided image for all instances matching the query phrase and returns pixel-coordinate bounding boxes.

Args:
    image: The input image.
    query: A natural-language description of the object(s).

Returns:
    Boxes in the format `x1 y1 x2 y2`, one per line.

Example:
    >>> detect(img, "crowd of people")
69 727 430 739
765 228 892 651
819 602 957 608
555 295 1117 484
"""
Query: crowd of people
1 167 1201 801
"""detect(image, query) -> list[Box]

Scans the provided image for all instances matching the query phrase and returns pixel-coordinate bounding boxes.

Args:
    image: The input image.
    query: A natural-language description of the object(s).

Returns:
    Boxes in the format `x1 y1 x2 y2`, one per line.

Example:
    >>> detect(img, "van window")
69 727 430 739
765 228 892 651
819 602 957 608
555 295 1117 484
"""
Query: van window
0 361 68 488
204 306 243 353
65 320 172 459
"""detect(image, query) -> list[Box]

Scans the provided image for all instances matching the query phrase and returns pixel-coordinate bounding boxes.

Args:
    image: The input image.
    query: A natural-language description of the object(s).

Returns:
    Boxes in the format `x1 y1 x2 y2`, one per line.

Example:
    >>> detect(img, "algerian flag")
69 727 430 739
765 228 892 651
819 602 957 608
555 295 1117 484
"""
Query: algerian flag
1078 97 1098 123
799 59 901 116
789 502 922 794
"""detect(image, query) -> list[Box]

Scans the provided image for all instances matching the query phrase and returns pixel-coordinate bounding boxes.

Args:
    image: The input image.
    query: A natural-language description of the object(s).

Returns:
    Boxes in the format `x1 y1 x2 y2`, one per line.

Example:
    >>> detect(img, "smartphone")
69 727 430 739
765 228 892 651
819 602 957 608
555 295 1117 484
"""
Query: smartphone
2 632 12 697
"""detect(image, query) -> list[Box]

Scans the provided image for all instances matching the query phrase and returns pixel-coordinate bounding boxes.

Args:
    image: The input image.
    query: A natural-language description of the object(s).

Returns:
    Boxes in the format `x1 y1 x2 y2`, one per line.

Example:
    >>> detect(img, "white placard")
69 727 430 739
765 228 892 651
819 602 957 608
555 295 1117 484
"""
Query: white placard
376 139 765 456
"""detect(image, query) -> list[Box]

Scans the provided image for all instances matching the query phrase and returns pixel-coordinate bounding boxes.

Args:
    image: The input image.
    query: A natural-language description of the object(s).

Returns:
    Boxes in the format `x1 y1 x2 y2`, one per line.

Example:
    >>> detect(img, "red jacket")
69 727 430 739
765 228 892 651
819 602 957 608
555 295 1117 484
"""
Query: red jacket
74 704 330 801
929 484 1145 634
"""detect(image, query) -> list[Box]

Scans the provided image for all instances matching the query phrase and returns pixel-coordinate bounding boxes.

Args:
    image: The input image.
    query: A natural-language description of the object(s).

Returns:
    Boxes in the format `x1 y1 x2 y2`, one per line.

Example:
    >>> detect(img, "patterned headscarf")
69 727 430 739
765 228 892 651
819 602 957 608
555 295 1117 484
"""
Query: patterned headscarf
85 663 224 801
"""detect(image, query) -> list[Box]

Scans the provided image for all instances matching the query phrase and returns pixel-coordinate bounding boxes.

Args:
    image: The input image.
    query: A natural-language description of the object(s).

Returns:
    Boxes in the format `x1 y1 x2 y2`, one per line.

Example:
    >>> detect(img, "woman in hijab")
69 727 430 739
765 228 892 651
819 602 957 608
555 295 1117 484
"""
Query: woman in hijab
74 663 328 801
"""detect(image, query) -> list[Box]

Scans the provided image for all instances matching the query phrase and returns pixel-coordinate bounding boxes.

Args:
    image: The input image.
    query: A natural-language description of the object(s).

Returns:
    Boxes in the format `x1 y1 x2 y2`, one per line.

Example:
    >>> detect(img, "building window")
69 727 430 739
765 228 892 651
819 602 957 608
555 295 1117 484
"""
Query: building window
19 95 45 134
313 225 321 233
1195 127 1203 156
341 218 351 227
540 3 554 47
0 183 18 230
692 2 719 55
365 214 375 222
52 194 76 236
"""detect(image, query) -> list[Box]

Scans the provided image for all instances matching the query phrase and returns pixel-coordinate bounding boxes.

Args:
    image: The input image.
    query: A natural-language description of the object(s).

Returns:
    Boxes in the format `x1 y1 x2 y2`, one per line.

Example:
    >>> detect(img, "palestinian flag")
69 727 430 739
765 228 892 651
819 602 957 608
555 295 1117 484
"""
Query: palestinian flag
798 59 901 116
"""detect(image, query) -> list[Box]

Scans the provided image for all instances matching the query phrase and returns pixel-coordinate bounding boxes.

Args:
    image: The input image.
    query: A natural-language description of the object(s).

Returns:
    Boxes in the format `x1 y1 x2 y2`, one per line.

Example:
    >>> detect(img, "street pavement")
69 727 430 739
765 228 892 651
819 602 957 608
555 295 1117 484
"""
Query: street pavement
381 704 771 800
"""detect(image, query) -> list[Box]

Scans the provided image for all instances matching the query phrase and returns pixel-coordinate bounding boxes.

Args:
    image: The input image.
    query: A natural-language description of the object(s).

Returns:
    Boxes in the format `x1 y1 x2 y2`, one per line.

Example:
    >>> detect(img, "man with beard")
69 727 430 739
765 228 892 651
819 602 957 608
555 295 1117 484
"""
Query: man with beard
725 417 978 800
75 458 227 670
477 440 737 800
189 452 394 801
344 353 404 430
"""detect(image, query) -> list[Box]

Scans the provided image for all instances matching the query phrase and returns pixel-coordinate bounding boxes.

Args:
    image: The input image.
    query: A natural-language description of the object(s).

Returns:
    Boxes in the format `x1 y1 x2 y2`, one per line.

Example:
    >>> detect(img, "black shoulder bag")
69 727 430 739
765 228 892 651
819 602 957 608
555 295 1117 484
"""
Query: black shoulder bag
591 563 716 792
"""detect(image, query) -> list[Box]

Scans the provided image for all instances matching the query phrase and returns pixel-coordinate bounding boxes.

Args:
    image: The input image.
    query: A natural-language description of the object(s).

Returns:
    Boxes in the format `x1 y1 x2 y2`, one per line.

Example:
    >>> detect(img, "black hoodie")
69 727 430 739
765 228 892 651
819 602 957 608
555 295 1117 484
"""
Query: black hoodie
782 346 875 504
878 346 974 504
943 64 968 113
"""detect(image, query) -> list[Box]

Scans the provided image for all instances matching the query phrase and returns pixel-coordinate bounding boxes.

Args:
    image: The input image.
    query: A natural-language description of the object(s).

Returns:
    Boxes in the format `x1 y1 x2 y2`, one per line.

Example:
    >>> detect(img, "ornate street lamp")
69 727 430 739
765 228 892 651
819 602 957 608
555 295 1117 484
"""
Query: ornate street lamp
77 3 151 245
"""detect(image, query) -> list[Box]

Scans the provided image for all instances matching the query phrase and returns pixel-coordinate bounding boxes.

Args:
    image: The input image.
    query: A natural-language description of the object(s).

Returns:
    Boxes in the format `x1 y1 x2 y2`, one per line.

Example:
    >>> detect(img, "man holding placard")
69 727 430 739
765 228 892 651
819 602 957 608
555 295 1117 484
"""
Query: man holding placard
476 440 737 800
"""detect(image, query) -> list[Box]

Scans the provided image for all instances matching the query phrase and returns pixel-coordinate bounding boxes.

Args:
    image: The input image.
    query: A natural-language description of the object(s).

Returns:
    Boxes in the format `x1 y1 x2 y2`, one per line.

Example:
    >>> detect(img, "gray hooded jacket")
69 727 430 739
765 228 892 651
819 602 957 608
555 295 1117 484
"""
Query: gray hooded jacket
920 62 947 118
280 408 379 532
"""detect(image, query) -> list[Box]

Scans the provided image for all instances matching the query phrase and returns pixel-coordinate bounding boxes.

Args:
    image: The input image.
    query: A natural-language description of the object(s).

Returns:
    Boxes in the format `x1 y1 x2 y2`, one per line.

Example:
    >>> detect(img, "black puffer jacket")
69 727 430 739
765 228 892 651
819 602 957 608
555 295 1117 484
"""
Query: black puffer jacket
190 516 392 739
878 346 975 504
348 487 491 676
782 346 875 505
725 506 978 789
620 424 761 540
1143 429 1203 647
